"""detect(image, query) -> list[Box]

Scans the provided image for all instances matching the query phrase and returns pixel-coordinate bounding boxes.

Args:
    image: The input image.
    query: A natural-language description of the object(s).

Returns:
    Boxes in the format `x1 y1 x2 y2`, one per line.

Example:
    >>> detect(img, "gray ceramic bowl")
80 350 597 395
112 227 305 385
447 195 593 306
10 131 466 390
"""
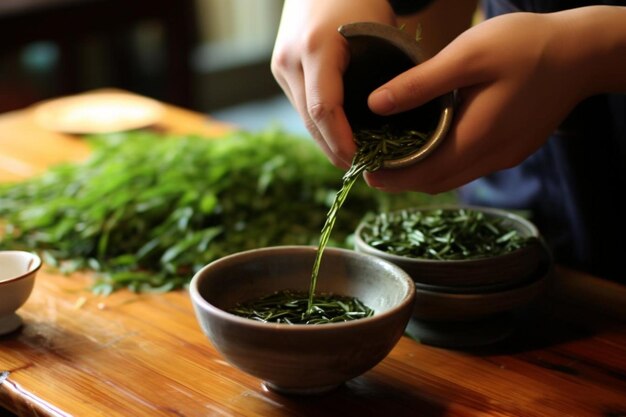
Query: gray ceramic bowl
354 205 545 289
410 260 551 322
405 258 553 348
189 246 415 395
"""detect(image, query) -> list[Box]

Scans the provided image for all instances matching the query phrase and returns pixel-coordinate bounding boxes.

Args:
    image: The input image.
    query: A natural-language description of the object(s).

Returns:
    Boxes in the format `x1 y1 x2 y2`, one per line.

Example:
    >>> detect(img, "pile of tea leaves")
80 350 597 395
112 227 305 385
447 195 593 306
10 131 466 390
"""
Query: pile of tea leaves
359 208 529 260
0 129 451 294
230 290 373 324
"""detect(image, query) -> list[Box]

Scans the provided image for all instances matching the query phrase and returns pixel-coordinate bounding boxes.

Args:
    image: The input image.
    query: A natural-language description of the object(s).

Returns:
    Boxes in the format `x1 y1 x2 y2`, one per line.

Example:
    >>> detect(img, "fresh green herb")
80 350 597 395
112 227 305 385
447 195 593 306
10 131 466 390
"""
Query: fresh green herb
229 290 373 324
0 129 452 294
360 208 529 260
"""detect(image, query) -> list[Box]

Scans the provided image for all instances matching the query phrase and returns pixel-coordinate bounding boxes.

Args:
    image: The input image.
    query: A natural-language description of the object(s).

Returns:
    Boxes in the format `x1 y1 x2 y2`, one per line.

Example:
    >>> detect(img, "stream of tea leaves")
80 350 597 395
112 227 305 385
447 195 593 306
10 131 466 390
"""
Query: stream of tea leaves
306 126 429 313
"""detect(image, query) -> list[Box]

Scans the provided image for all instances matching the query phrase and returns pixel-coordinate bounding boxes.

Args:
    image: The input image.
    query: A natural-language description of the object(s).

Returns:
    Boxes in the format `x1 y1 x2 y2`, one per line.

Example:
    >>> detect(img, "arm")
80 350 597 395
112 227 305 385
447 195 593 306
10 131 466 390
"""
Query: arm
397 0 478 59
365 5 626 193
562 6 626 94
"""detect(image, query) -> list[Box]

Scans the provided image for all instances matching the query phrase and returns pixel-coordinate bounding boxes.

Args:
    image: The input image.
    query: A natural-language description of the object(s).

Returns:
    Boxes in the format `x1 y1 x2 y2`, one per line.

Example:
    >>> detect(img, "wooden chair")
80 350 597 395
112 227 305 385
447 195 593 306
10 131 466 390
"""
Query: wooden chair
0 0 197 109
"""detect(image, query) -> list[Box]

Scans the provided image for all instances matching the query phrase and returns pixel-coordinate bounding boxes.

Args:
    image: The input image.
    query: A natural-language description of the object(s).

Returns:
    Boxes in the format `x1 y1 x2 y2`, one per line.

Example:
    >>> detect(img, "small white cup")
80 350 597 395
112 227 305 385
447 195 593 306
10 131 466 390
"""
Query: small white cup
0 251 41 335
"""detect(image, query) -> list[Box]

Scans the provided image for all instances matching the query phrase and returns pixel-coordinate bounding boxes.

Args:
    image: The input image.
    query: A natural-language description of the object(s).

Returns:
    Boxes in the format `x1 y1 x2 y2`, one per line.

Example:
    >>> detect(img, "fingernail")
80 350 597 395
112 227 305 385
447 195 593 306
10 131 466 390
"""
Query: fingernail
368 89 396 115
364 173 384 190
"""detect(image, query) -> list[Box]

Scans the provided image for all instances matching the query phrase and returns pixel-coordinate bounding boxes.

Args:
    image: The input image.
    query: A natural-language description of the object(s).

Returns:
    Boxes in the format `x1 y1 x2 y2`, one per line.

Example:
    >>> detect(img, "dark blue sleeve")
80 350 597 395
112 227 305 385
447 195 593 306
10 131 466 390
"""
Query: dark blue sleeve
388 0 437 14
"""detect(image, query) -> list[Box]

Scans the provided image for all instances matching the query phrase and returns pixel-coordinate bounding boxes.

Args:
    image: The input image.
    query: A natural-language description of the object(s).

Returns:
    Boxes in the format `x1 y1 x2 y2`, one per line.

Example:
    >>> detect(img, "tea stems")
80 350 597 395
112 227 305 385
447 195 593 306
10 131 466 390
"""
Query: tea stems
353 125 430 172
306 125 430 313
307 169 364 314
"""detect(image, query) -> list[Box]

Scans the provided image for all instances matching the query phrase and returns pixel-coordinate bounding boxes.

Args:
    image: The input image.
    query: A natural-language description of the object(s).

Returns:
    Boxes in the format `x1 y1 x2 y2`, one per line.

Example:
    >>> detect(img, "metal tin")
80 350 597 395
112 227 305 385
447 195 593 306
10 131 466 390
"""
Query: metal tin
339 22 455 169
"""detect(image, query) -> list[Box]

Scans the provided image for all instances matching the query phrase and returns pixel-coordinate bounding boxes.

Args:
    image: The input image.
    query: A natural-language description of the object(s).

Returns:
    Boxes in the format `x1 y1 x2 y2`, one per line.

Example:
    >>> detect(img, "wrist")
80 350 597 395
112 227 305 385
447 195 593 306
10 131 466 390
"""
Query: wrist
550 6 626 98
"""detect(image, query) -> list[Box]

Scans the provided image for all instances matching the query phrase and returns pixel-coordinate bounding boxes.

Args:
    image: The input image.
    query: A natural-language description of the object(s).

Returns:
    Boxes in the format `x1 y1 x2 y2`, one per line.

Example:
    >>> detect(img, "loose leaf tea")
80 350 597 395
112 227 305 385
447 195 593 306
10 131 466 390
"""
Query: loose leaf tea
360 208 530 260
230 290 373 324
352 124 430 171
306 125 430 314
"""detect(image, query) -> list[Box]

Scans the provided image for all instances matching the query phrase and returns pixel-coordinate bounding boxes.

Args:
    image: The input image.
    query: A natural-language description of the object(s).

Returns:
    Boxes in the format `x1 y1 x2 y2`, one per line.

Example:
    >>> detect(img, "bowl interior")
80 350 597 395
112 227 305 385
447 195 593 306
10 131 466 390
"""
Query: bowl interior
354 205 546 288
194 246 413 317
0 251 40 333
0 251 41 283
356 205 539 259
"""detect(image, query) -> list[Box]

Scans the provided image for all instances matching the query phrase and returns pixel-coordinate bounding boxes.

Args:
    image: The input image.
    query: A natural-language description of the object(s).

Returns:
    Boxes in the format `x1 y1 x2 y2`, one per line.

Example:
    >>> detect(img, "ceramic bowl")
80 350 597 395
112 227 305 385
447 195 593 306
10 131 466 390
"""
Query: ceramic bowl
405 257 553 348
189 246 415 395
354 205 545 289
354 205 552 347
411 258 551 322
0 251 41 335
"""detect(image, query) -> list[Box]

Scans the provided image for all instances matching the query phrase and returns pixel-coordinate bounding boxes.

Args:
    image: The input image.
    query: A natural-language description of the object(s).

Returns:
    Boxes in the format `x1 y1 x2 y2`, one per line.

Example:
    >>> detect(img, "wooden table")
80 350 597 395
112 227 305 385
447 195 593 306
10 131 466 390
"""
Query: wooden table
1 91 625 417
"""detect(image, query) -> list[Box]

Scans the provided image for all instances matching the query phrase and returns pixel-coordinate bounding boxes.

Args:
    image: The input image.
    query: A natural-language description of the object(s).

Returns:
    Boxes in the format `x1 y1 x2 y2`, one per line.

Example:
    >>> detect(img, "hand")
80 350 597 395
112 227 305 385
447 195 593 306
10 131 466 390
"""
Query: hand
271 0 396 168
365 7 625 193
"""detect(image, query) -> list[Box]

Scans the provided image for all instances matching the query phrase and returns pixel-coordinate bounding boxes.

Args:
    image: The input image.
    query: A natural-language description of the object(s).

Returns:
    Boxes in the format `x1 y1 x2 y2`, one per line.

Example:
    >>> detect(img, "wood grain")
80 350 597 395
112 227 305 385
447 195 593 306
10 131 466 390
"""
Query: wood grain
1 90 625 417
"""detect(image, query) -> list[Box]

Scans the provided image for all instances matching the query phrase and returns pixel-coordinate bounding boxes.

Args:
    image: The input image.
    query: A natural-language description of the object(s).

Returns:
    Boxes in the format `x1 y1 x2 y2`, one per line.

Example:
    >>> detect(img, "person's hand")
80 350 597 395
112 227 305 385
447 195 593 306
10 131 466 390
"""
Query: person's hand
271 0 396 169
365 6 626 194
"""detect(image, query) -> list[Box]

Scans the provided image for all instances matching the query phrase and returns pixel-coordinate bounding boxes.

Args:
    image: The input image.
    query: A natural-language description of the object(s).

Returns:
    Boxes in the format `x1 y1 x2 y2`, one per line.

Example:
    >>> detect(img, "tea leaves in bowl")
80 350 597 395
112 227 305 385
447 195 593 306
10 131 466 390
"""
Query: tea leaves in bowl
229 290 374 325
359 208 531 261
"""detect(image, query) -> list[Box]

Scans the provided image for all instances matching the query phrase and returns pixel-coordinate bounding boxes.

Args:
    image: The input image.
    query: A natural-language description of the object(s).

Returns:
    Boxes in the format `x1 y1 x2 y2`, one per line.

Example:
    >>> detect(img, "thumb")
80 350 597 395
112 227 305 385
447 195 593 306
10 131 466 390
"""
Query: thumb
367 45 478 115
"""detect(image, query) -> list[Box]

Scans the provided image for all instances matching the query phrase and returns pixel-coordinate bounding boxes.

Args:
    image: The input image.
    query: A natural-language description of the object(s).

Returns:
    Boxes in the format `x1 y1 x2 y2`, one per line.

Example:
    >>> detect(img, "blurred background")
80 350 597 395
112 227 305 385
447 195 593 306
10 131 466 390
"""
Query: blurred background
0 0 307 134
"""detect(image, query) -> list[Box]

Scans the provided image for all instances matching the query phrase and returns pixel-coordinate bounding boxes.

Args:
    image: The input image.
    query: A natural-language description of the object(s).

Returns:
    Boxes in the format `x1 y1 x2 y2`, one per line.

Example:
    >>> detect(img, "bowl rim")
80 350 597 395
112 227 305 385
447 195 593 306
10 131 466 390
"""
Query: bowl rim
412 256 551 299
189 245 416 331
354 204 540 264
0 251 42 286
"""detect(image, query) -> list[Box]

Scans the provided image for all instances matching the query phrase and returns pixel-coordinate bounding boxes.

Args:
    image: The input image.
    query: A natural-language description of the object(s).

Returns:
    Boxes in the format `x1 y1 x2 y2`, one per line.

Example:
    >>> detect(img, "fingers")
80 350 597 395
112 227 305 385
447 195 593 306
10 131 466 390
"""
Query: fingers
362 13 575 194
274 65 339 165
362 85 506 194
301 37 356 167
271 0 399 169
272 30 355 168
272 46 336 162
361 34 501 192
368 34 487 116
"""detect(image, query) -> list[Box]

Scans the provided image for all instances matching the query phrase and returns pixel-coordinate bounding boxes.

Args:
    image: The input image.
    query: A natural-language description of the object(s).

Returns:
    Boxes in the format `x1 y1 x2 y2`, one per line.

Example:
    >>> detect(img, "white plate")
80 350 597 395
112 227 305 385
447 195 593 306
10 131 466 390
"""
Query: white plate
34 92 165 134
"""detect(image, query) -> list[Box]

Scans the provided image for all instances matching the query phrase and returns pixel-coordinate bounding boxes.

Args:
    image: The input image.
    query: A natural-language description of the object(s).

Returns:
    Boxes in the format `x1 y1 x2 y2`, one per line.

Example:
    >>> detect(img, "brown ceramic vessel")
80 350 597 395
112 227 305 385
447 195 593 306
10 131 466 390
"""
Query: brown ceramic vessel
354 205 545 289
354 205 552 347
189 246 415 395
